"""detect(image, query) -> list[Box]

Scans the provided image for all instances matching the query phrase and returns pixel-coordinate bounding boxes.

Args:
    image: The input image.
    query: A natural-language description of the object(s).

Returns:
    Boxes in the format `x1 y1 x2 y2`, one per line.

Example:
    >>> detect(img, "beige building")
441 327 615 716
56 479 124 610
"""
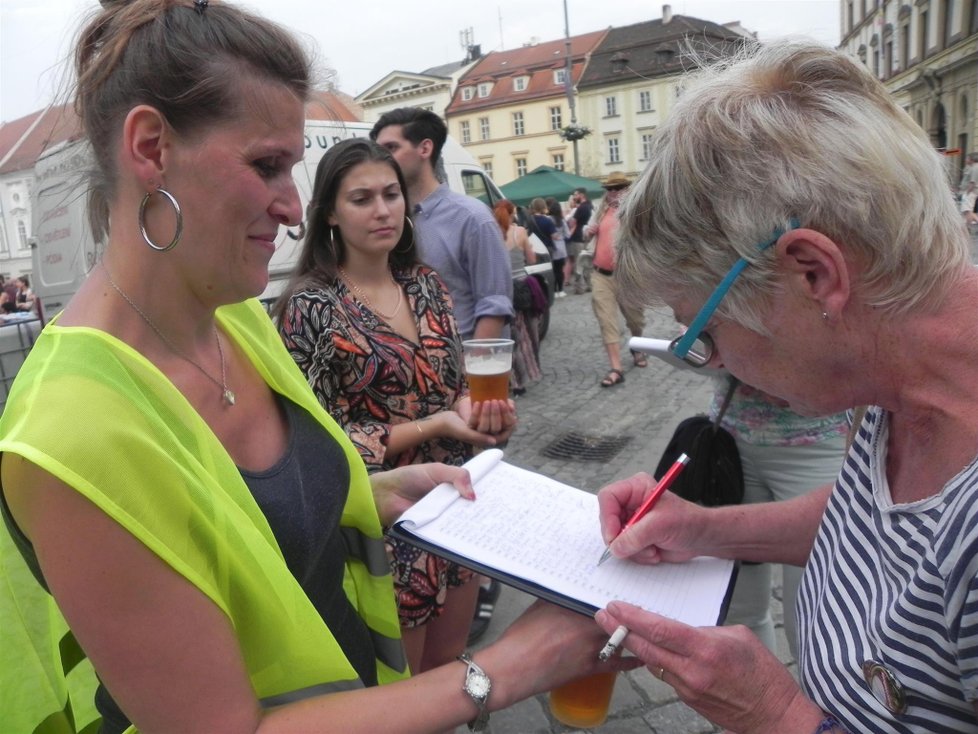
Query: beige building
355 49 482 124
838 0 978 183
445 31 607 186
575 9 750 181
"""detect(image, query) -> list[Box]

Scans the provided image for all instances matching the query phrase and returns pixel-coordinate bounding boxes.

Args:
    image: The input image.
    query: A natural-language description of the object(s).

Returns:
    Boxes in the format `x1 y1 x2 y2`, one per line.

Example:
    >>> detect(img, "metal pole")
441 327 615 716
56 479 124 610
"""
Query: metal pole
563 0 580 174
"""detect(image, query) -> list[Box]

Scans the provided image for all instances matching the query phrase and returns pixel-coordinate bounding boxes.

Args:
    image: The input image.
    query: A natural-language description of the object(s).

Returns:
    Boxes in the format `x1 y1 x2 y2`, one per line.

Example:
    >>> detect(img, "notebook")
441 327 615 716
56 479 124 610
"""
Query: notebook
389 449 736 622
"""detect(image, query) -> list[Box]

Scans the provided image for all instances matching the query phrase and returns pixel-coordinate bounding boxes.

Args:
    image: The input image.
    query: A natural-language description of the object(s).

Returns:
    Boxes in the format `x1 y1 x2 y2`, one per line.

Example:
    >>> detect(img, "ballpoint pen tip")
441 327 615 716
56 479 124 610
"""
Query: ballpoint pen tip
597 547 612 566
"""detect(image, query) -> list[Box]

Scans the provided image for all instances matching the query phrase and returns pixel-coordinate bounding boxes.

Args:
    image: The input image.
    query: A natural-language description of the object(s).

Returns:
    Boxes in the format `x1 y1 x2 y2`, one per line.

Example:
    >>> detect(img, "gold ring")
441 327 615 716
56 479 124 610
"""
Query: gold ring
656 666 666 680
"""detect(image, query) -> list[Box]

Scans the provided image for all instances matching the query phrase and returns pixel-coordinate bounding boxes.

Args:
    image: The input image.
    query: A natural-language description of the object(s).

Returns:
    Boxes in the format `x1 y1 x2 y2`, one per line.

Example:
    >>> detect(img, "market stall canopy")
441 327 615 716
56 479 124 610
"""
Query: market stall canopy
498 166 606 207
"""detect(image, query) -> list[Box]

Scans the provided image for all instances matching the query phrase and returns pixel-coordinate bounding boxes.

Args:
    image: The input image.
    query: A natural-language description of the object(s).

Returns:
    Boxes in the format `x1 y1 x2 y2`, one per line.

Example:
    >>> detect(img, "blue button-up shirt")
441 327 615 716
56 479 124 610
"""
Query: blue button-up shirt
413 184 513 339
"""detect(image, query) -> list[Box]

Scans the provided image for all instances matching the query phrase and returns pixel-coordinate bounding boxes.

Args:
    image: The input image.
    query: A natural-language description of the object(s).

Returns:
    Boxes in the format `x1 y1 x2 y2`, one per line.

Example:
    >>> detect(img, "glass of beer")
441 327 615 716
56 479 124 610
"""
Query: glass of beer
462 339 514 402
548 671 618 728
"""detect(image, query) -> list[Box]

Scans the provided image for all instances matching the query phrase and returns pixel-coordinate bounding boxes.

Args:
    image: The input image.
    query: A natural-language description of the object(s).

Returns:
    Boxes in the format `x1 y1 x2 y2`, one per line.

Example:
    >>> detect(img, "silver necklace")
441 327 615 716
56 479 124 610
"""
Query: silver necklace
338 267 403 321
102 263 235 406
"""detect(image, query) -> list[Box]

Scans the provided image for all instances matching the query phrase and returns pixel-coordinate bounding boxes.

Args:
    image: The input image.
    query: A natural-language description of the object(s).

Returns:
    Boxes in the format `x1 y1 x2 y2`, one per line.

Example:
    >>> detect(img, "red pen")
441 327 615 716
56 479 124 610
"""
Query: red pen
597 453 690 566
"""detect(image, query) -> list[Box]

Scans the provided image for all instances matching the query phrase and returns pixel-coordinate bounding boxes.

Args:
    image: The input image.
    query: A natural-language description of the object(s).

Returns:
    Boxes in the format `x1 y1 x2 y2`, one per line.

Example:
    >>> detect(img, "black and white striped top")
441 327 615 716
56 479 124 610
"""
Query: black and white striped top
798 407 978 732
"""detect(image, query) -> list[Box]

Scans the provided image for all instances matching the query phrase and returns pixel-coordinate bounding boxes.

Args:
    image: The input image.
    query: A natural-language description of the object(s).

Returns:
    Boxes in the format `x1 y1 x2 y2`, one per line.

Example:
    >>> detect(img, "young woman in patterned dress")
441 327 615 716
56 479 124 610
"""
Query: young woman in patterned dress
275 138 516 675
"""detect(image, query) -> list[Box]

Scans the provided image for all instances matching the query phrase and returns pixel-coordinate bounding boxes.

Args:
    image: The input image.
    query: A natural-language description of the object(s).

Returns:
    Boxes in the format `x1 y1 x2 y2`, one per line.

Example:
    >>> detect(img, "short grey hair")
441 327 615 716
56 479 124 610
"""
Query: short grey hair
617 40 970 332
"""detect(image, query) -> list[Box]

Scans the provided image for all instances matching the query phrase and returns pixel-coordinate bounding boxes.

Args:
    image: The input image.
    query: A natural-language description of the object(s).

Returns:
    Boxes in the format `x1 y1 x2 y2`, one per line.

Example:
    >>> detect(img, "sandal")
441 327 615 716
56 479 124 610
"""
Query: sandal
600 369 625 387
631 349 649 368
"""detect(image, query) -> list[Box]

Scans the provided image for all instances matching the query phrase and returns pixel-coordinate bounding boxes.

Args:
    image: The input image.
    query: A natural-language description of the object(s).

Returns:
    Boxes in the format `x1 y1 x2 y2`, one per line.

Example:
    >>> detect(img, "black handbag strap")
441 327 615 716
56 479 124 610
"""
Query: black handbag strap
712 376 740 430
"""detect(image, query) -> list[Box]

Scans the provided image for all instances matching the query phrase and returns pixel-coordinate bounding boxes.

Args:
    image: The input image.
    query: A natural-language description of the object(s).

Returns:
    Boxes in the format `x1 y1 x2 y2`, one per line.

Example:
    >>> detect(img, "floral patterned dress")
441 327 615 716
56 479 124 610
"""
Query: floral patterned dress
280 263 473 626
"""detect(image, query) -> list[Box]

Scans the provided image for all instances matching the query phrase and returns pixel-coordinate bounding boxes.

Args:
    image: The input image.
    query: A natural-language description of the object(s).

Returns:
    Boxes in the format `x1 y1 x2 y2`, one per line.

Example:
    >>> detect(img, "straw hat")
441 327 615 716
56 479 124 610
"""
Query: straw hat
602 171 631 189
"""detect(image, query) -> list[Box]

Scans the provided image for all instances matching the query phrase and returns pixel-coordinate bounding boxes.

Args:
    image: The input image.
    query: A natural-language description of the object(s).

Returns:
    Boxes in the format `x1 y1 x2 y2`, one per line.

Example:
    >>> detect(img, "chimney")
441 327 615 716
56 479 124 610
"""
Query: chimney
663 4 672 24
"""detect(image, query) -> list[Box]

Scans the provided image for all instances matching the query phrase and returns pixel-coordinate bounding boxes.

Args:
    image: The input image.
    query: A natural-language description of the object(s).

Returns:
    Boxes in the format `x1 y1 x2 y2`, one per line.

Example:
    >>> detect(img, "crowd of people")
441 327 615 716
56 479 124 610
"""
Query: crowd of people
2 2 976 732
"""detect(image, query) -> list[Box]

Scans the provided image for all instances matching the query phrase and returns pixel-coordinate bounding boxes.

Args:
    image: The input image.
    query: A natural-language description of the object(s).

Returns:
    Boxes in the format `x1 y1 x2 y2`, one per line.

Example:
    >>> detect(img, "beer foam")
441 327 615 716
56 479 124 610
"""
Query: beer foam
465 356 511 375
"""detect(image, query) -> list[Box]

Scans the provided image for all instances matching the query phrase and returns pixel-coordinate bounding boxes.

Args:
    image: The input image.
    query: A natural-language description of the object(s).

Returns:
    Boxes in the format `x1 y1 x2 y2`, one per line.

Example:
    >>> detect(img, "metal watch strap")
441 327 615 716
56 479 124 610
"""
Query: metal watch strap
458 652 491 732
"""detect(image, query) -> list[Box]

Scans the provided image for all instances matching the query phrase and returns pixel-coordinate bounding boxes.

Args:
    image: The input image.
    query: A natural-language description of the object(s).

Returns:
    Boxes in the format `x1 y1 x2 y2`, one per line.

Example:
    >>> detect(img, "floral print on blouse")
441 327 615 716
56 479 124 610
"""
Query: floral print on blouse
279 264 470 471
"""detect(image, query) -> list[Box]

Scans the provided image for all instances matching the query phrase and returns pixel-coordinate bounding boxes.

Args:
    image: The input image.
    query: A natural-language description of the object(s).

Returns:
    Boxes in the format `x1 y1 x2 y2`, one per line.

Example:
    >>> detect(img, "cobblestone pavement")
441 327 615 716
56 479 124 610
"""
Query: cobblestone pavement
468 288 795 734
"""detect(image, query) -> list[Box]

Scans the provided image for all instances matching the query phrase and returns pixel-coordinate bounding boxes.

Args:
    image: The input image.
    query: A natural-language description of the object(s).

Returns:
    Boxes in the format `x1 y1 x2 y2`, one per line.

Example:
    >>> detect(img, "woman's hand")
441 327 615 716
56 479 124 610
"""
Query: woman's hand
477 601 642 709
370 463 473 525
595 603 824 733
597 472 706 565
437 397 518 447
466 399 517 443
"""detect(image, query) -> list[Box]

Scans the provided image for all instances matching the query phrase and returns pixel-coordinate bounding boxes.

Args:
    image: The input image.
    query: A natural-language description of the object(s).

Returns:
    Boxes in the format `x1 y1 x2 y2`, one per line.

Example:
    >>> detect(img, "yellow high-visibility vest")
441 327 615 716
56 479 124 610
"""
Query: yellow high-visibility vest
0 299 406 733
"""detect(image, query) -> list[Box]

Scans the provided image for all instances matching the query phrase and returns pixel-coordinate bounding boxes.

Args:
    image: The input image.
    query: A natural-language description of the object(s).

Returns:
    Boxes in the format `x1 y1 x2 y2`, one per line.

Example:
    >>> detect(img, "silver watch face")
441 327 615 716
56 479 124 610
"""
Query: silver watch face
467 671 491 698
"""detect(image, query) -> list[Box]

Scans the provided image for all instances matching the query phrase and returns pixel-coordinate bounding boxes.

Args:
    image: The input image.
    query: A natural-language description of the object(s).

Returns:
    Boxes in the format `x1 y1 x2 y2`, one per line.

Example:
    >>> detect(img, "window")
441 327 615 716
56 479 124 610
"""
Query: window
483 161 494 179
607 137 620 164
16 221 28 250
901 24 909 70
638 90 653 112
942 0 953 49
554 69 566 86
919 10 929 59
479 117 490 140
641 133 655 161
461 170 498 207
549 106 562 130
462 87 474 101
552 153 565 171
884 39 893 77
516 158 528 177
478 82 492 98
605 96 618 117
513 111 525 136
873 47 880 76
459 120 471 144
514 76 528 92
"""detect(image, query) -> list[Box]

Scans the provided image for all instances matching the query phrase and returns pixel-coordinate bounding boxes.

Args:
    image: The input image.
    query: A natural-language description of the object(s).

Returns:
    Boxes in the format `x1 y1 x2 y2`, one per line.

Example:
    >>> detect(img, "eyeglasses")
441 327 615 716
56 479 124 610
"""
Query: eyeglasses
670 219 800 368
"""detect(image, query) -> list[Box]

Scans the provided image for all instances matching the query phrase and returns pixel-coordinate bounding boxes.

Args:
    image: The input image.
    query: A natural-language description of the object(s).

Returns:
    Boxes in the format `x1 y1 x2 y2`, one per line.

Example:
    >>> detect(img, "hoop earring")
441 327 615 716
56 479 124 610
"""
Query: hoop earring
394 217 415 255
287 222 306 241
138 188 183 252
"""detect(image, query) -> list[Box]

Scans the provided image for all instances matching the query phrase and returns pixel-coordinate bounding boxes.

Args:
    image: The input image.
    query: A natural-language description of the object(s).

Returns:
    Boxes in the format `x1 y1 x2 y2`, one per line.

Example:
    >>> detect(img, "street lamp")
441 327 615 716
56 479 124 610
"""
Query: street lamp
562 0 580 175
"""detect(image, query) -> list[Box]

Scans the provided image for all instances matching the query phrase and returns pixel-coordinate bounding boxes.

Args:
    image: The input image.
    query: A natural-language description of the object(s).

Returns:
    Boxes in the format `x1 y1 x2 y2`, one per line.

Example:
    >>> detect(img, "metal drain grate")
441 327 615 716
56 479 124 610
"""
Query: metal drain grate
541 432 634 462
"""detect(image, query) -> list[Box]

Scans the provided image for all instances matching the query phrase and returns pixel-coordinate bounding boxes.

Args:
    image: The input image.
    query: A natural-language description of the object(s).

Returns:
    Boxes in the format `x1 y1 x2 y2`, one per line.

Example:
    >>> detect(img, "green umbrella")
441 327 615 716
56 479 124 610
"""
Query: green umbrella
498 166 606 208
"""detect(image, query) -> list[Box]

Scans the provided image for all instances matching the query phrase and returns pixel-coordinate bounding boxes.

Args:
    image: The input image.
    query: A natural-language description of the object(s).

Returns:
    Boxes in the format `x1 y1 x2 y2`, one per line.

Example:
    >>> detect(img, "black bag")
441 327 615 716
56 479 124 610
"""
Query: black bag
653 378 744 507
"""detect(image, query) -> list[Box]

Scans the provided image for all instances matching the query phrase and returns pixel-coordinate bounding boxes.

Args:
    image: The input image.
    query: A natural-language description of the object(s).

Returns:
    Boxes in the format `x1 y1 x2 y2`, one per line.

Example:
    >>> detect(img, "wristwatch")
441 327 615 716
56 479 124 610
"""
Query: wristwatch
458 652 491 731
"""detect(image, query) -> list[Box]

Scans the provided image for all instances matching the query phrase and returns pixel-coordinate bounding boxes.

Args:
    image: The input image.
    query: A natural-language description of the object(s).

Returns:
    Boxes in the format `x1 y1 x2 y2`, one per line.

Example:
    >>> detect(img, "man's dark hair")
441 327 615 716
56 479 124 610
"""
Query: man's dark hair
370 107 447 169
573 187 588 196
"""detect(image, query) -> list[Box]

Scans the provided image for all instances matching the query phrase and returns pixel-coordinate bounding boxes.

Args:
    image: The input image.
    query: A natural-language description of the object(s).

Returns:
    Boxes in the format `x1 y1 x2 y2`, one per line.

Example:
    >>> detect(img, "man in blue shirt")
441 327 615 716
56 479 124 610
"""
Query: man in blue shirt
371 108 512 340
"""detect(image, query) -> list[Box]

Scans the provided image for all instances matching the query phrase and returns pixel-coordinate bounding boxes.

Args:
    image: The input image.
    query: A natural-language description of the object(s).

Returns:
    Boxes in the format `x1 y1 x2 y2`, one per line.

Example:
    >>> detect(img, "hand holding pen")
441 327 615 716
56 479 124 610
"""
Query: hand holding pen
595 454 690 661
597 454 690 566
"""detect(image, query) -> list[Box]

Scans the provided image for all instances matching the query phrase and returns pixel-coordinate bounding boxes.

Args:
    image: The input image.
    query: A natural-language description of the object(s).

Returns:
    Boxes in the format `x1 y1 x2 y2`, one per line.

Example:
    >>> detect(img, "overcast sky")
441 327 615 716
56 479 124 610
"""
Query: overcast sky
0 0 840 123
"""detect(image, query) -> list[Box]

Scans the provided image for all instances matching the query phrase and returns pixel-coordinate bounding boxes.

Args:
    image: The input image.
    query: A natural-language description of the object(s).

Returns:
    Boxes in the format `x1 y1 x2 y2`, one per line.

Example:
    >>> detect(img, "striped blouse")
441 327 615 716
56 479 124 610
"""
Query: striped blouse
797 406 978 732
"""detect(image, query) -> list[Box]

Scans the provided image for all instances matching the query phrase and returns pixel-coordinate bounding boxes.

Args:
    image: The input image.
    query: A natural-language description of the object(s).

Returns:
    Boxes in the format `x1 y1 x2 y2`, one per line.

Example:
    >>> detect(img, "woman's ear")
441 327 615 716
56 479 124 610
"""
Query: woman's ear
776 228 851 319
121 105 168 187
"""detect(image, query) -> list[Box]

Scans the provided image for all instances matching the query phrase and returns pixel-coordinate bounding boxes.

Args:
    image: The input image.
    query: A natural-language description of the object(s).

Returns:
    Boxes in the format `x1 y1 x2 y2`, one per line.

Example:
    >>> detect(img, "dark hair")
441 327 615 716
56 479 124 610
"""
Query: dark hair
74 0 311 240
18 275 29 289
573 187 588 196
545 197 564 225
271 138 417 323
370 107 447 169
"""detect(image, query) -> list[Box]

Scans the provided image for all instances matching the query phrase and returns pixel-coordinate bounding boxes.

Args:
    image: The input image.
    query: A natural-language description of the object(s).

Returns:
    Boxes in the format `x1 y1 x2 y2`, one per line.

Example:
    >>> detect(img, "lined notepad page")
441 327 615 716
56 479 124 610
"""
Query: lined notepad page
397 451 733 626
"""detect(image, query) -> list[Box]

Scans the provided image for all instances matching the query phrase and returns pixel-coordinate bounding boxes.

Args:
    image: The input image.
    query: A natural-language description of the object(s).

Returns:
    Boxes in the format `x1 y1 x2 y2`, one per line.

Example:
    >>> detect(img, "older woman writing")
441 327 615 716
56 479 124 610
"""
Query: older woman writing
596 41 978 733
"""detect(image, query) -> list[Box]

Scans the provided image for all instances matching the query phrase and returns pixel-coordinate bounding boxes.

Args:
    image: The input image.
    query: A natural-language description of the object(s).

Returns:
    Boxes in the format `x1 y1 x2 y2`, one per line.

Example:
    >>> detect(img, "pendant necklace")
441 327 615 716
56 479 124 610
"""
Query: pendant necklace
339 267 403 321
102 263 236 406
